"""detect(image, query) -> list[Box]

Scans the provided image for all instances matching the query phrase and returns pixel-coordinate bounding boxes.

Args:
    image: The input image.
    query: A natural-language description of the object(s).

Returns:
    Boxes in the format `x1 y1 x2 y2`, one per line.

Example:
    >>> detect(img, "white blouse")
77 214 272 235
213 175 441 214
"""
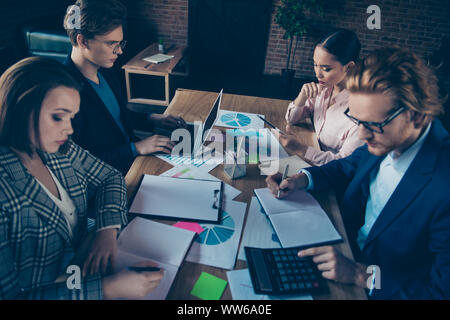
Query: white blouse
36 167 77 239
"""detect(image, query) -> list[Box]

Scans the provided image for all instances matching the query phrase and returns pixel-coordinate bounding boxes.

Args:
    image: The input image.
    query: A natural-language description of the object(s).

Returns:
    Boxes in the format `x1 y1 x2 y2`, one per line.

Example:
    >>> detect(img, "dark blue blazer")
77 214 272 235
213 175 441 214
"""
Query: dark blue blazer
307 120 450 299
64 56 151 175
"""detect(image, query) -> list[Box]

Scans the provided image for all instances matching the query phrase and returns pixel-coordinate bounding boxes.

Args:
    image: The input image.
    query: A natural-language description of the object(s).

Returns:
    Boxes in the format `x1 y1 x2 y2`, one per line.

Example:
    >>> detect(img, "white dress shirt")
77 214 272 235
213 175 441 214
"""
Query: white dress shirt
356 123 431 250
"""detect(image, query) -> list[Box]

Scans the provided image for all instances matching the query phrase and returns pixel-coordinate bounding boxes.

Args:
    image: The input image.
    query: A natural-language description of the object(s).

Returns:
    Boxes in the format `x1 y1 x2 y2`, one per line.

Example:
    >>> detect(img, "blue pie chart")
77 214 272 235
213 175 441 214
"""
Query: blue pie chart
195 212 235 245
220 113 251 127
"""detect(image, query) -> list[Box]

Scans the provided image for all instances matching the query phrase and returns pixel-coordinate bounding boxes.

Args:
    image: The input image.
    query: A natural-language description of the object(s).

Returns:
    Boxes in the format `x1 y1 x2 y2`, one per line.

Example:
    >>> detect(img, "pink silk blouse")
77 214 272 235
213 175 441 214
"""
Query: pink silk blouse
285 87 364 165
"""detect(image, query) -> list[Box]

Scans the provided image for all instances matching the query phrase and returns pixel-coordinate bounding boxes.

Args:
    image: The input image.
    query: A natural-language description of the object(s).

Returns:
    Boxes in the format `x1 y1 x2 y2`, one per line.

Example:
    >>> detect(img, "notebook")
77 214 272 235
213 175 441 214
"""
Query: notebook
253 188 342 248
113 217 195 300
129 174 223 222
142 53 174 64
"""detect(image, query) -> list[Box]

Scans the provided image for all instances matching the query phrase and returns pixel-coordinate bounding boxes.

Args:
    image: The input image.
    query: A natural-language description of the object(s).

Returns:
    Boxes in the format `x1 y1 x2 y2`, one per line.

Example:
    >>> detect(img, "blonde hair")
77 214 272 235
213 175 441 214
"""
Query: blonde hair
346 46 444 119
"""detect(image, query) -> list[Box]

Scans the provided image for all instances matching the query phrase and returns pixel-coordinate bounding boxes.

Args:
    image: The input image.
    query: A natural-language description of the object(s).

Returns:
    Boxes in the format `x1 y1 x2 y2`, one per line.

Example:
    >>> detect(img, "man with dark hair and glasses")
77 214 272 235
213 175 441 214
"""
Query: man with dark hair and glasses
266 47 450 299
63 0 185 175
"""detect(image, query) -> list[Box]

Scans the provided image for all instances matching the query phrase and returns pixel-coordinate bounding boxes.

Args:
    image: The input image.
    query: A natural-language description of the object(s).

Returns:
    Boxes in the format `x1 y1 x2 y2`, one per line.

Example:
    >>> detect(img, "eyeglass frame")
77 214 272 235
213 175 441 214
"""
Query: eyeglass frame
344 106 408 134
89 38 127 54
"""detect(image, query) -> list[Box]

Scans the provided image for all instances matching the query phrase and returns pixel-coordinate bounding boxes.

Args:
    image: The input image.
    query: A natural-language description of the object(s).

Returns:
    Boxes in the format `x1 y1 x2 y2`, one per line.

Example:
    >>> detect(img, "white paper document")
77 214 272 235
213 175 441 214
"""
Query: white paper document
216 110 265 130
114 217 195 300
186 199 247 270
156 153 222 170
226 269 312 300
259 155 311 176
238 197 281 261
253 188 342 248
129 175 222 222
160 165 241 202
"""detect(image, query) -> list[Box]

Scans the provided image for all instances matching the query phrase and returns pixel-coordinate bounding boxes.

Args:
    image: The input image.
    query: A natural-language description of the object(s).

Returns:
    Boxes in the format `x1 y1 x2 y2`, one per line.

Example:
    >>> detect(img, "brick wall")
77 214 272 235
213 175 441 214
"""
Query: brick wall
126 0 450 79
125 0 188 56
265 0 450 78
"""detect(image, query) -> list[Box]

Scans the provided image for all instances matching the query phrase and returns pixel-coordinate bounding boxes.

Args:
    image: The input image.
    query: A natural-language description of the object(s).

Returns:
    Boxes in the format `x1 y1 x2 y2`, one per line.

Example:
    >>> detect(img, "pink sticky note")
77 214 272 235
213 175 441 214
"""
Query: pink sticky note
173 221 205 234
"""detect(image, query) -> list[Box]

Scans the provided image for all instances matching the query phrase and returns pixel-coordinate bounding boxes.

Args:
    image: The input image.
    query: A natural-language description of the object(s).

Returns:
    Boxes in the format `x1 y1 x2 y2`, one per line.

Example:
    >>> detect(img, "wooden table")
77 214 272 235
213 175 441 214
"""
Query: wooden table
125 89 367 300
122 43 188 107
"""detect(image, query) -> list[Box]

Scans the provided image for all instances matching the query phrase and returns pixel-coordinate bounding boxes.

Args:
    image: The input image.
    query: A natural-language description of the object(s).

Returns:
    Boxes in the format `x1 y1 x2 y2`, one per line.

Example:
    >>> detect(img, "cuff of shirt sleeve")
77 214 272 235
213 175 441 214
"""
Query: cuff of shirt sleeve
130 142 138 157
97 225 121 233
299 169 314 191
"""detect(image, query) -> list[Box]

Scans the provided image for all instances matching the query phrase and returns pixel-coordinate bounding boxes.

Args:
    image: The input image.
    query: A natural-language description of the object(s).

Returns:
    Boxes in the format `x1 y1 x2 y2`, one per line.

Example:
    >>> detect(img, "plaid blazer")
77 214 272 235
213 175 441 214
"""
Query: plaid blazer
0 140 128 299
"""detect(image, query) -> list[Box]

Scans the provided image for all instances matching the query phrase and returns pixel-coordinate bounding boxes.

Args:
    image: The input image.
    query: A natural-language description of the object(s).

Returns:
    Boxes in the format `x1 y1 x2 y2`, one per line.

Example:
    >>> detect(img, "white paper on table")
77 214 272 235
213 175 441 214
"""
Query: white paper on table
186 199 247 270
114 218 195 300
241 129 288 163
259 155 311 176
238 197 281 261
156 145 223 171
226 269 312 300
160 165 241 202
253 188 342 248
216 110 265 130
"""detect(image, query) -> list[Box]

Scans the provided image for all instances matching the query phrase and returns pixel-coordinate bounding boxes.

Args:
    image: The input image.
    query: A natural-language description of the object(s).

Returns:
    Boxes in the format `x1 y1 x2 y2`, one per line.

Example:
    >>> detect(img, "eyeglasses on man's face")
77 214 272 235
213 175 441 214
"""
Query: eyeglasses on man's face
344 106 407 134
91 39 127 54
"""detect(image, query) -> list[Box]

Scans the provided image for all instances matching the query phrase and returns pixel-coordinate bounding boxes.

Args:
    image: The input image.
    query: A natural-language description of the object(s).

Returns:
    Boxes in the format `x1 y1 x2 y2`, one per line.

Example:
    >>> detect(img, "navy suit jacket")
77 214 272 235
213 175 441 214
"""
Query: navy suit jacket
64 56 151 175
306 120 450 299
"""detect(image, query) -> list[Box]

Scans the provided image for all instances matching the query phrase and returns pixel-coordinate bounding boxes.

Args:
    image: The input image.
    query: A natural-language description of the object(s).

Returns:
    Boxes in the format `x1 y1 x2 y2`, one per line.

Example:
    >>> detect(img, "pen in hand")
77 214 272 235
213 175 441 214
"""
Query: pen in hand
277 164 290 198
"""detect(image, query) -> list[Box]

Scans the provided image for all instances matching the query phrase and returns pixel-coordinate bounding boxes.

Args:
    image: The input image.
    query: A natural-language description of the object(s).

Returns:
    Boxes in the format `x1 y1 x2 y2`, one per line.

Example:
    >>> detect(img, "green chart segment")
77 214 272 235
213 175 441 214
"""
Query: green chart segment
220 113 252 127
195 212 235 245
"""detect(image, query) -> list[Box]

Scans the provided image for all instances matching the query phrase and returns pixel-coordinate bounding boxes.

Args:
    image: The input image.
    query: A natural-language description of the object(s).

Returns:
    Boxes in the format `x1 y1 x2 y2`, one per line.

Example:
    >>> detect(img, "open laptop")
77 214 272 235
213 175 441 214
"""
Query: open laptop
155 89 223 157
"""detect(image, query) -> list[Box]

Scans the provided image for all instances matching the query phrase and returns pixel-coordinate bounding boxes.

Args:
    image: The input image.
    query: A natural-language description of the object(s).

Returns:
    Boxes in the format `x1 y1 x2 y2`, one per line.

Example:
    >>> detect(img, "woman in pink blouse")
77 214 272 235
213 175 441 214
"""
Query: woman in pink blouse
279 29 364 165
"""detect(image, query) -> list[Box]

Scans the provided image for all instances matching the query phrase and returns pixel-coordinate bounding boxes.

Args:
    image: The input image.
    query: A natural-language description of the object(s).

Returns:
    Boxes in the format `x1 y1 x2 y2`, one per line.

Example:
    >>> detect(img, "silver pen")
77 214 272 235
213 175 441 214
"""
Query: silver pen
277 164 290 198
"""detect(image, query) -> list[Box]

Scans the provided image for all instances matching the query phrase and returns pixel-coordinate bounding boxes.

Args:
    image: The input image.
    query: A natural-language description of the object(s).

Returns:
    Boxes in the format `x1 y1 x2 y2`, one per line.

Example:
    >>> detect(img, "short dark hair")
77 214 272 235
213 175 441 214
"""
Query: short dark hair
316 29 361 65
64 0 127 46
0 57 82 155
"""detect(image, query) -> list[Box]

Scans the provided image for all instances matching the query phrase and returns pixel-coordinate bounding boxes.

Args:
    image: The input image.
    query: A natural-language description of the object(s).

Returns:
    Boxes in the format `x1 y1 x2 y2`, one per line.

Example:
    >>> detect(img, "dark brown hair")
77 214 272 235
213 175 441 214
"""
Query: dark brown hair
64 0 127 46
346 46 444 120
0 57 82 155
316 29 361 65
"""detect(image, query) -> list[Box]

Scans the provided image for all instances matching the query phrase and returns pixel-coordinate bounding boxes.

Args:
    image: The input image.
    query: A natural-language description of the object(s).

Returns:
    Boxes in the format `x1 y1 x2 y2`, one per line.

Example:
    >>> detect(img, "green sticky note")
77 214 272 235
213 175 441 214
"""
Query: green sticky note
190 272 228 300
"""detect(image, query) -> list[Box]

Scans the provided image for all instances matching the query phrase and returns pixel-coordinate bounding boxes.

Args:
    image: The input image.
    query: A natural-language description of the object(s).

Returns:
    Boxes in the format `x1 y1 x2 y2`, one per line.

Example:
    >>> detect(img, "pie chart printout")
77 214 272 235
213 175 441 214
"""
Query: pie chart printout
220 113 252 128
195 211 235 245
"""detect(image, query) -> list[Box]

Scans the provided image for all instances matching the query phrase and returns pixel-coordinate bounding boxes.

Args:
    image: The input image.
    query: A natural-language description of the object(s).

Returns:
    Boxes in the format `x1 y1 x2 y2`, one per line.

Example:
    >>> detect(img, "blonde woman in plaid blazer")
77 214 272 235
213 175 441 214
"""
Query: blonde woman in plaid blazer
0 57 163 299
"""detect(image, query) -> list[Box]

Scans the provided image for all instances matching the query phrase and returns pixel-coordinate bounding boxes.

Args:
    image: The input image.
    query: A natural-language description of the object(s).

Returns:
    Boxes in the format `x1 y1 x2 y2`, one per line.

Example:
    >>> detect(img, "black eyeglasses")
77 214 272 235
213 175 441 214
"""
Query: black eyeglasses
91 39 127 54
344 106 407 134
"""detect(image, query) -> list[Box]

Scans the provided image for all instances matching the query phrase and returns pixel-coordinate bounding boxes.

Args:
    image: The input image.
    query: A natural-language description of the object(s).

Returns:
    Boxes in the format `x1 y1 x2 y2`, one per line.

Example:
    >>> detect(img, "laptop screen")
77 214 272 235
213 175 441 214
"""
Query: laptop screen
202 89 223 142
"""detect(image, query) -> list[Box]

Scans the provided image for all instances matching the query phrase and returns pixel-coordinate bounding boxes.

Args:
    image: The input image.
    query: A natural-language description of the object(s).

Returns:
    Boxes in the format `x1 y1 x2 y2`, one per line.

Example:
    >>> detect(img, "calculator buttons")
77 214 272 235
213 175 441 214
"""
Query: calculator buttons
245 246 327 296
